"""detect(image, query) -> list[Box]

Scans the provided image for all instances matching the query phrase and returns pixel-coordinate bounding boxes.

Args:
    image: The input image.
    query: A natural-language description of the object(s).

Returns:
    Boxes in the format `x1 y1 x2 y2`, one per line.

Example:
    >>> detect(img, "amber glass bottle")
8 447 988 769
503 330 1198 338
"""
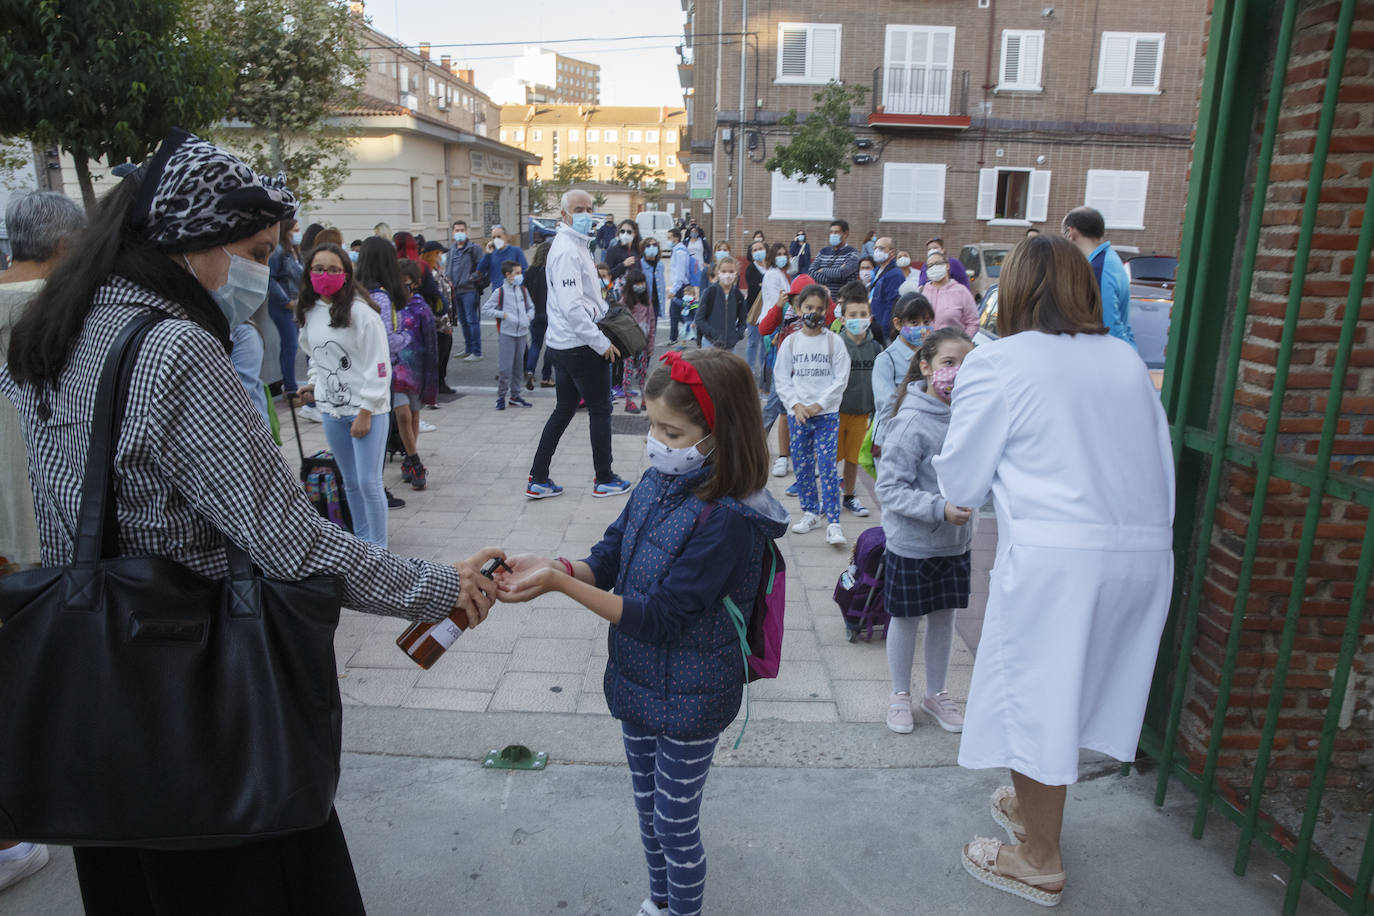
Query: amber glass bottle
396 613 467 670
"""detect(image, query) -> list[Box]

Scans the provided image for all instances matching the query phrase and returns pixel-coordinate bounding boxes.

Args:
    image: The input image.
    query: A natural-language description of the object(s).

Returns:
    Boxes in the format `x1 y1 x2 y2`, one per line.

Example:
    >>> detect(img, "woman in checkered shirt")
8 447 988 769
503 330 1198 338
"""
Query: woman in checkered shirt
1 129 502 914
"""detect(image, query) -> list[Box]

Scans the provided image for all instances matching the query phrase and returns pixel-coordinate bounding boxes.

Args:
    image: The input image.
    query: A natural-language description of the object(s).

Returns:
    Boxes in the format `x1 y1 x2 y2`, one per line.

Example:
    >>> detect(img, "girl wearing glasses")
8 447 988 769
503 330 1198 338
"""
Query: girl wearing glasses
294 242 393 547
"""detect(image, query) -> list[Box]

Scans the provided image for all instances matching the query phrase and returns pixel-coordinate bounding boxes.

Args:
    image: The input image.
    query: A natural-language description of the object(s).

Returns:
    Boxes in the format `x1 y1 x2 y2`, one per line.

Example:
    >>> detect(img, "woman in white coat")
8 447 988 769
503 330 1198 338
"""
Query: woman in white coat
933 234 1174 907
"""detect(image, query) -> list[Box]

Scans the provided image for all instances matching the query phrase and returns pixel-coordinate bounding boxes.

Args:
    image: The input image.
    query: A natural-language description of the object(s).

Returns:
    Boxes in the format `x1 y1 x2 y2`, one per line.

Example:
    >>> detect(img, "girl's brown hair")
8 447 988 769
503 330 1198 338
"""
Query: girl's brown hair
297 243 362 329
999 234 1107 337
644 349 769 502
767 241 788 266
889 327 972 419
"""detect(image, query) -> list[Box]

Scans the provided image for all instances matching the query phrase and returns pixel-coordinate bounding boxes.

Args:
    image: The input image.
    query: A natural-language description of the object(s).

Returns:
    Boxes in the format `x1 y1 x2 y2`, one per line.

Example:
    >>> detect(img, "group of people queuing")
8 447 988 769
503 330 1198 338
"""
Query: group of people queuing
0 133 1173 916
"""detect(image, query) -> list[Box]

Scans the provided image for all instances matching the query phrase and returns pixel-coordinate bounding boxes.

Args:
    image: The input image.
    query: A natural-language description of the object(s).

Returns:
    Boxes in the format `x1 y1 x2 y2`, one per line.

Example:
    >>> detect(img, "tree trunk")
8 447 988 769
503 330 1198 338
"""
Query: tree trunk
268 133 284 174
73 154 97 213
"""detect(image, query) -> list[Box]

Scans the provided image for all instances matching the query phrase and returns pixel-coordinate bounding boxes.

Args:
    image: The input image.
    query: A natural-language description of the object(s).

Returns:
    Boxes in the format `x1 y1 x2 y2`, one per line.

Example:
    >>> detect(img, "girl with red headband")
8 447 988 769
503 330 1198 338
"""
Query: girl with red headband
495 349 789 916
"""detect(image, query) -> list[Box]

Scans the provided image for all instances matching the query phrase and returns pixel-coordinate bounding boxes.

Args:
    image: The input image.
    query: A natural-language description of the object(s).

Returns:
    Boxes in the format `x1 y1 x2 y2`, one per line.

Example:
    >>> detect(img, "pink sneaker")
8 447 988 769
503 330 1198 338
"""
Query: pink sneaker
922 691 965 732
886 691 914 734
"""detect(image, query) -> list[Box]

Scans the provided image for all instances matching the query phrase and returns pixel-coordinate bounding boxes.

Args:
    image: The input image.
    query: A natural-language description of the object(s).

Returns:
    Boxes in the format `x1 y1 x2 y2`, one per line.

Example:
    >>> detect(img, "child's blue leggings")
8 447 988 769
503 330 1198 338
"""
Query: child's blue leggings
622 723 719 916
788 412 841 522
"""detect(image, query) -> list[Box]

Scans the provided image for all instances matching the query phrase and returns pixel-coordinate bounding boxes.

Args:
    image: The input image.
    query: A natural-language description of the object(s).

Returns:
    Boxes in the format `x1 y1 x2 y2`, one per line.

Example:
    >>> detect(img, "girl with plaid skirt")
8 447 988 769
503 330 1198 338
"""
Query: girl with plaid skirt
875 327 976 735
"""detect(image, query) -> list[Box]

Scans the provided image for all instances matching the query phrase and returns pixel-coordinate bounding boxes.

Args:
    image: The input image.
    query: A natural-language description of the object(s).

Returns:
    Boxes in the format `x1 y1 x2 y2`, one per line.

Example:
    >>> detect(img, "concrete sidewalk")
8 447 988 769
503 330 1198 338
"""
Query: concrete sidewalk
5 707 1340 915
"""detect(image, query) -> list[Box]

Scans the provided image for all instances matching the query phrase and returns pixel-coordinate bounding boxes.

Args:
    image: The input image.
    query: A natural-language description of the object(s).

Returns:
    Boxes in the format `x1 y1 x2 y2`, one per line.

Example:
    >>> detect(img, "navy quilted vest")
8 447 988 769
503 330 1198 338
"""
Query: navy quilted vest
603 468 764 739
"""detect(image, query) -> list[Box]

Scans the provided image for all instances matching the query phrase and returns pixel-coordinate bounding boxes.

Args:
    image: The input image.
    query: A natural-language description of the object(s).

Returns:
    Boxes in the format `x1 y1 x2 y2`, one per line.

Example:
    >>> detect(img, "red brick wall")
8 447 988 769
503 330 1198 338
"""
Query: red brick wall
1176 0 1374 796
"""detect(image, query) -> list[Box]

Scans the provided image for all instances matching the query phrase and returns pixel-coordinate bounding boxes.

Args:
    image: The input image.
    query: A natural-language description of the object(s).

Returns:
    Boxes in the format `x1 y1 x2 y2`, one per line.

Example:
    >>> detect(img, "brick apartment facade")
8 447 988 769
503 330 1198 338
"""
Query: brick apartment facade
679 0 1206 261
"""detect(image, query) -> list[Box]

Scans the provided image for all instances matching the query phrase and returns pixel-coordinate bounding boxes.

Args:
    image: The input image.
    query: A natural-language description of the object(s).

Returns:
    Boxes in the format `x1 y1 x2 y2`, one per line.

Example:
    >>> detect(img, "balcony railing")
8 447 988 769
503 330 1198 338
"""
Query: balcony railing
869 67 971 128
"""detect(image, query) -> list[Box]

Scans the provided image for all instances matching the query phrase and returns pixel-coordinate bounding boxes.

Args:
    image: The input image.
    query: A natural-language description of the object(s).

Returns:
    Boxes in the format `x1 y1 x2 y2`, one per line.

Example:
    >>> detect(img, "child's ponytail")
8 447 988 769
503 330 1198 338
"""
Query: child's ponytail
890 327 972 419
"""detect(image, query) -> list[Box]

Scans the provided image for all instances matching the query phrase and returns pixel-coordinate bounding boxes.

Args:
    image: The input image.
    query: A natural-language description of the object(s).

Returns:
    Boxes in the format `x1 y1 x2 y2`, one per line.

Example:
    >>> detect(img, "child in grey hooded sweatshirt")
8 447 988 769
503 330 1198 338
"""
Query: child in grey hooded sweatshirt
875 327 976 736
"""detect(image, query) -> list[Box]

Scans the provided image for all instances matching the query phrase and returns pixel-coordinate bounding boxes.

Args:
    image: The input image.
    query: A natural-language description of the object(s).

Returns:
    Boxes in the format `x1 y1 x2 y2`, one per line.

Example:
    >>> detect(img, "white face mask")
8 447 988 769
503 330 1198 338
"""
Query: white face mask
896 256 912 268
187 247 269 328
873 249 889 263
645 430 712 476
619 231 633 243
718 272 736 286
928 264 948 282
493 237 507 250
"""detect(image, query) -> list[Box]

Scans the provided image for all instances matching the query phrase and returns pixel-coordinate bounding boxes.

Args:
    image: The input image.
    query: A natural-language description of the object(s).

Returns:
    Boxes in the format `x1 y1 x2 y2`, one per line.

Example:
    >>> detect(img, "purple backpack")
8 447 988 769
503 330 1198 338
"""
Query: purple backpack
834 526 889 642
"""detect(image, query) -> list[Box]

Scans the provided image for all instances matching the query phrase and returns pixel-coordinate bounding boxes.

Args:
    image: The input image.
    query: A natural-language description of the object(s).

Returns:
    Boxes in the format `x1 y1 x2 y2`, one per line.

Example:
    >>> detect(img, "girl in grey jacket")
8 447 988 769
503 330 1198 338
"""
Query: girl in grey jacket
875 327 976 736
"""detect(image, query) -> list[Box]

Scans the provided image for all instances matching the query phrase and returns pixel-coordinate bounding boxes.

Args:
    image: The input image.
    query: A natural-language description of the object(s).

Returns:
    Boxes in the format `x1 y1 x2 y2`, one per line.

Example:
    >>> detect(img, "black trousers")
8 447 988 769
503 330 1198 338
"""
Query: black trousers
72 809 365 915
436 329 454 386
529 346 614 484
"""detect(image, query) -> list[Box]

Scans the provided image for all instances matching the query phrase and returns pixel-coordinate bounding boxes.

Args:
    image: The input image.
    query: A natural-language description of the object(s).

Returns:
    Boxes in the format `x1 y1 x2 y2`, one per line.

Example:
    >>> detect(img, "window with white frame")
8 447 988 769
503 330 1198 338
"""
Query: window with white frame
666 130 677 142
999 30 1044 91
628 129 642 143
1097 32 1165 93
605 154 618 166
881 163 947 222
666 154 677 167
1085 169 1150 229
588 128 600 142
777 23 842 84
770 171 834 220
976 167 1051 223
569 129 579 141
646 129 659 142
588 154 600 166
499 129 507 141
629 154 642 165
646 154 659 166
666 179 677 190
604 129 618 142
531 129 542 141
514 129 525 141
882 25 955 115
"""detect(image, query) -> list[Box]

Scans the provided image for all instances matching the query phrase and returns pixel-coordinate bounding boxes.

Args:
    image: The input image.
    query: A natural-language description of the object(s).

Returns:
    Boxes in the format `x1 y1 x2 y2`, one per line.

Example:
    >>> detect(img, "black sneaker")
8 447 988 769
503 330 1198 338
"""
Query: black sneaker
385 488 406 509
525 371 535 391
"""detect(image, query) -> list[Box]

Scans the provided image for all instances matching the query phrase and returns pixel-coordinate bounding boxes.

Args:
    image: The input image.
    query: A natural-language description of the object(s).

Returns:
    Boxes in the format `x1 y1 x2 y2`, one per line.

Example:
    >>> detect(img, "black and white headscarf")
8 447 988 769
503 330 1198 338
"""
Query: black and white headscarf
130 128 297 253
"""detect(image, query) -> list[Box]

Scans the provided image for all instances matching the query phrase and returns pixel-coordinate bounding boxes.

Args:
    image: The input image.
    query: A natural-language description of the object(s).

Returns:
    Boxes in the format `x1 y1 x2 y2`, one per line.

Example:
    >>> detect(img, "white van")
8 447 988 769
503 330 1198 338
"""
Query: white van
636 211 674 249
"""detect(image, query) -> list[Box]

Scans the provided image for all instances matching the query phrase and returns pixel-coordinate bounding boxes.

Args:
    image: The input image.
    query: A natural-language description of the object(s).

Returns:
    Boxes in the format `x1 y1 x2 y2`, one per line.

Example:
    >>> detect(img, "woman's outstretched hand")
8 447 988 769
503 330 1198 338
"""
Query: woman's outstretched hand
452 547 507 626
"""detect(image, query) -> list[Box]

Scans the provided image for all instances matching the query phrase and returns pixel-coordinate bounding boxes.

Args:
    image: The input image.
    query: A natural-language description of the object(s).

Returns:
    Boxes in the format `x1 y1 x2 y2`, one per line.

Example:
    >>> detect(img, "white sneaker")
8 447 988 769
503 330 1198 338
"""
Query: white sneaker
418 419 437 433
826 523 848 546
298 404 322 423
0 843 49 892
636 899 665 916
771 456 789 477
463 353 483 362
792 511 820 534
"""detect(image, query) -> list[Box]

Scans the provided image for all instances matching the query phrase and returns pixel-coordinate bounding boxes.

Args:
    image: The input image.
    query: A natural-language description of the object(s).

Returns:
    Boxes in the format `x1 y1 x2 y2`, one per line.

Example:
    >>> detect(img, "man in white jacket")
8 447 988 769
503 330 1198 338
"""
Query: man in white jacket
525 189 633 499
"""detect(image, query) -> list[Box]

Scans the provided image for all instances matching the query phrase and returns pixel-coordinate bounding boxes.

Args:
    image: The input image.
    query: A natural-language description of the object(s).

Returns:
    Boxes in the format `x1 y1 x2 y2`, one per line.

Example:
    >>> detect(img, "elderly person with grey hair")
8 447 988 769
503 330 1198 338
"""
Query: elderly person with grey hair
475 222 527 305
0 189 86 894
525 188 632 500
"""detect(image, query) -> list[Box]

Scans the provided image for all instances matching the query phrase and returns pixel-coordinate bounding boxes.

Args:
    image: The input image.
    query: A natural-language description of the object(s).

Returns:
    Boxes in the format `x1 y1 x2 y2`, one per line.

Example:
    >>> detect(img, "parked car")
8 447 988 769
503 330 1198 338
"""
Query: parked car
958 243 1012 302
529 216 559 244
974 281 1170 387
636 210 675 250
1124 254 1178 283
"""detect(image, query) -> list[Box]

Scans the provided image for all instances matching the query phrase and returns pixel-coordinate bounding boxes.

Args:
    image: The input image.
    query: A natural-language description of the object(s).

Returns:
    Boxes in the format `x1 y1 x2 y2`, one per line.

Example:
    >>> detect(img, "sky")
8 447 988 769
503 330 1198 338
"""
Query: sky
366 0 688 106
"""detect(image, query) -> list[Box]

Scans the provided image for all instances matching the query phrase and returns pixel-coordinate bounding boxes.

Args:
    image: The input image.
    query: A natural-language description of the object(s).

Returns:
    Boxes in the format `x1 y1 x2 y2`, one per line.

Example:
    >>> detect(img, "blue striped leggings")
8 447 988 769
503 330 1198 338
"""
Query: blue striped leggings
621 723 719 916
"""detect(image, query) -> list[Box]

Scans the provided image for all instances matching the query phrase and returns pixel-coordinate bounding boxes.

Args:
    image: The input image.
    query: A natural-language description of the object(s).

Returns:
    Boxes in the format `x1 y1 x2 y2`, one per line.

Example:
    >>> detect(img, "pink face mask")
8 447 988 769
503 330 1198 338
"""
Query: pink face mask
311 271 346 297
930 365 959 403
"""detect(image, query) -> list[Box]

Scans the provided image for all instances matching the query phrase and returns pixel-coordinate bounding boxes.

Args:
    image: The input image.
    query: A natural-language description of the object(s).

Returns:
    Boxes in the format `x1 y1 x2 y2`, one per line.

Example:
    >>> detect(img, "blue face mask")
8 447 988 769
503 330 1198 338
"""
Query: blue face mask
644 245 659 257
453 231 467 243
186 247 269 329
845 317 870 336
829 233 842 247
348 250 359 263
752 249 766 262
510 274 524 286
774 254 788 268
570 212 594 235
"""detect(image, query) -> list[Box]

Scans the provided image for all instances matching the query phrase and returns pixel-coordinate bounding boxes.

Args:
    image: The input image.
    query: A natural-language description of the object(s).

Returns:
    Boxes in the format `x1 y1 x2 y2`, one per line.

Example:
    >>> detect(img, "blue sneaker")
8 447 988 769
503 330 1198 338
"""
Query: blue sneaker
785 481 799 497
495 397 506 411
526 476 564 499
592 476 633 498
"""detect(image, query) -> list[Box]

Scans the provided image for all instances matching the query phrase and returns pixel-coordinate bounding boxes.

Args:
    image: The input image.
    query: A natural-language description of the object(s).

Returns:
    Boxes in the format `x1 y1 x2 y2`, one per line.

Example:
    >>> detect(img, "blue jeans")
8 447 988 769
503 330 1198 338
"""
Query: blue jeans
744 324 764 374
454 290 481 356
668 296 684 342
526 315 553 380
266 298 299 393
322 411 390 548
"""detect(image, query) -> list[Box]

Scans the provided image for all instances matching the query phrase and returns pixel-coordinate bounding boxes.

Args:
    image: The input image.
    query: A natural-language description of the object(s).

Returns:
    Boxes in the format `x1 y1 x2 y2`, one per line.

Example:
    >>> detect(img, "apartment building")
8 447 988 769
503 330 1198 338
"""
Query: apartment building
530 53 602 105
499 105 691 214
307 23 540 244
680 1 1205 258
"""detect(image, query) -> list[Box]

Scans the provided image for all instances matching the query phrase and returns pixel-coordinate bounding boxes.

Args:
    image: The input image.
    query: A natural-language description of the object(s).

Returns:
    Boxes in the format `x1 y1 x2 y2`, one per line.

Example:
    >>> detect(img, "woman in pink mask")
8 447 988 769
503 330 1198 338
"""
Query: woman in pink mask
294 243 393 548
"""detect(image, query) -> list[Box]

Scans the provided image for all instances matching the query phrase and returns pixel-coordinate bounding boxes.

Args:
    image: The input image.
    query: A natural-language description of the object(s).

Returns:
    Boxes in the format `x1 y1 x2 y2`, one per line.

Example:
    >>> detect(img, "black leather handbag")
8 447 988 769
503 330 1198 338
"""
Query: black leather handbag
598 304 649 357
0 313 344 849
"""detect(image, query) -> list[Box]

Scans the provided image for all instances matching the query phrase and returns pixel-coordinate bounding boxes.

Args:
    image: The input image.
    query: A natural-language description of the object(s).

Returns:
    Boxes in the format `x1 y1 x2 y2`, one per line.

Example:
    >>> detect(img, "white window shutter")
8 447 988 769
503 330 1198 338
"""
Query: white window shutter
812 26 840 81
1002 33 1021 85
917 164 946 221
882 164 913 220
1117 172 1149 227
1099 35 1130 90
780 29 809 78
1132 37 1162 89
1024 32 1043 87
1027 169 1051 222
976 169 998 220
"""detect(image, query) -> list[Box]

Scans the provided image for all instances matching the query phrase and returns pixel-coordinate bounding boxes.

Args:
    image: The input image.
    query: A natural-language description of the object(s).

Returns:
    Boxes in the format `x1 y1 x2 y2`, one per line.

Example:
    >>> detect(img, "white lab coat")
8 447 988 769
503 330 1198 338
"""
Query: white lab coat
933 331 1175 786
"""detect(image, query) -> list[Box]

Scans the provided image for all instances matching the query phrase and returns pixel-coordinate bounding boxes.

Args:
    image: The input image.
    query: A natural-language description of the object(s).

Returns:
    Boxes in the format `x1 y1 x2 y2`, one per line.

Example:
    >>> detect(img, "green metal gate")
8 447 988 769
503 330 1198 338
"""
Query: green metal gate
1141 0 1373 913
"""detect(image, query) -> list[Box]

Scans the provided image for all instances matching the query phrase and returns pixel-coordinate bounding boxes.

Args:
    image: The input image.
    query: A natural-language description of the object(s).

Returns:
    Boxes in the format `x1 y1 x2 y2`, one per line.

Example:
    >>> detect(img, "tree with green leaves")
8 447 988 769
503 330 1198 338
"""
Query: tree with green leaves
0 0 231 208
612 160 666 197
197 0 368 208
528 157 594 214
764 81 868 190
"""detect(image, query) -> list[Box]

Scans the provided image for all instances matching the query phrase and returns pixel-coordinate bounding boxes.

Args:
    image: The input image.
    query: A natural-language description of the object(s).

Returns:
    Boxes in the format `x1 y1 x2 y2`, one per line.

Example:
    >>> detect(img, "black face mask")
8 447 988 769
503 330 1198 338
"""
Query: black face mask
801 311 825 328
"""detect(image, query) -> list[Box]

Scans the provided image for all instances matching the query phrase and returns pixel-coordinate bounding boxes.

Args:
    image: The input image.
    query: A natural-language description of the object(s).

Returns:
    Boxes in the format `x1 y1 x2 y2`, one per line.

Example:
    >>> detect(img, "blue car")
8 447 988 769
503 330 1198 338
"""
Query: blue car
529 216 559 244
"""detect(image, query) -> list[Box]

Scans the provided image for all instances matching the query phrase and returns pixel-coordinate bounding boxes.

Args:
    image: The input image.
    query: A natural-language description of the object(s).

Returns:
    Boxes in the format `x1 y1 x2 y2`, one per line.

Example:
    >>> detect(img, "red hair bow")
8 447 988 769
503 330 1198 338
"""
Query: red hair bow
659 351 716 431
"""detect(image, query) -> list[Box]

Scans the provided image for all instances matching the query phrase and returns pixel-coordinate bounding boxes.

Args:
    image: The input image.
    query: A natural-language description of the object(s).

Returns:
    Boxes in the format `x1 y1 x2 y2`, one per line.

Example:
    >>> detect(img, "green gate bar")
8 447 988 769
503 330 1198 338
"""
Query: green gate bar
1233 0 1360 878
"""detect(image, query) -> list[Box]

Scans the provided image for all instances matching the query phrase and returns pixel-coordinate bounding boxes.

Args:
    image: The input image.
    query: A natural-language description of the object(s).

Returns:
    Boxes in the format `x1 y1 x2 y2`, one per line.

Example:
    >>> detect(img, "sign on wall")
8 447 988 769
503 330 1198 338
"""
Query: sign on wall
689 162 712 200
